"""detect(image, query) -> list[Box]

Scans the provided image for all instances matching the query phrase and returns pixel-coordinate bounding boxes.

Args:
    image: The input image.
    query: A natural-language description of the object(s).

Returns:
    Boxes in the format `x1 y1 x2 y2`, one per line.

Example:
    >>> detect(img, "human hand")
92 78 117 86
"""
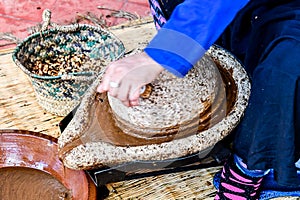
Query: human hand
97 52 164 107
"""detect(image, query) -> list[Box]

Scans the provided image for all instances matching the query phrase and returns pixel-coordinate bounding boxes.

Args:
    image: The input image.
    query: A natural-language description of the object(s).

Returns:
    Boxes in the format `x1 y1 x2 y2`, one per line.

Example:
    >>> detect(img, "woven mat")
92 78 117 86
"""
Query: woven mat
106 166 221 200
0 49 63 138
0 20 299 200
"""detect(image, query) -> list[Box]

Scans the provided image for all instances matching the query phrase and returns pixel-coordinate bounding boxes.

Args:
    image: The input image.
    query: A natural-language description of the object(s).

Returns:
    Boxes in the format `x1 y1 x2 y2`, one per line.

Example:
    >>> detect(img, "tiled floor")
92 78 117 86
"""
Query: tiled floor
0 0 151 49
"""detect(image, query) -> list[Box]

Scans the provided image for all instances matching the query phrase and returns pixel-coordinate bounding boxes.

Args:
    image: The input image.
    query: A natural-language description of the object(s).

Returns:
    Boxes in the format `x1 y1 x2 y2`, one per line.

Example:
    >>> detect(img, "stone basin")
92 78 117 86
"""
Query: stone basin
58 45 251 170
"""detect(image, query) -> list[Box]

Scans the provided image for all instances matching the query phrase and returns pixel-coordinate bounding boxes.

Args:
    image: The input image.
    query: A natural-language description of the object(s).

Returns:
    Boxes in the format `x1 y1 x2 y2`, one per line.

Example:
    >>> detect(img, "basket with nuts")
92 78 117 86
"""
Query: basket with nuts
12 10 125 116
29 53 90 77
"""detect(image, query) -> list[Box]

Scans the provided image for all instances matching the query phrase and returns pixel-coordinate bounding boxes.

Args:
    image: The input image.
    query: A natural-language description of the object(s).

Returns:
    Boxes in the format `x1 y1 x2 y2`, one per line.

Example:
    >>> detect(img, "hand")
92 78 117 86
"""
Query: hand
97 52 164 107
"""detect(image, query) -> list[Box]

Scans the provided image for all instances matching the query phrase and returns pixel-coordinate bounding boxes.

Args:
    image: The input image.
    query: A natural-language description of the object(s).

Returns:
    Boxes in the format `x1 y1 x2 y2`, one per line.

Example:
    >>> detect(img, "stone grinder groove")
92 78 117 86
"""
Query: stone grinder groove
58 45 251 197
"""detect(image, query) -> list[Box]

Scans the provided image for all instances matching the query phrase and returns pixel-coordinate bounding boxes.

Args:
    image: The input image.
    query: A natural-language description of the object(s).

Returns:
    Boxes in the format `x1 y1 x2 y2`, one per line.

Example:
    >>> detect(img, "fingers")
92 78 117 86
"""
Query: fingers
97 57 125 93
97 62 142 106
129 86 141 105
98 77 149 107
110 82 141 107
110 82 130 105
97 52 163 106
107 81 121 97
97 66 113 93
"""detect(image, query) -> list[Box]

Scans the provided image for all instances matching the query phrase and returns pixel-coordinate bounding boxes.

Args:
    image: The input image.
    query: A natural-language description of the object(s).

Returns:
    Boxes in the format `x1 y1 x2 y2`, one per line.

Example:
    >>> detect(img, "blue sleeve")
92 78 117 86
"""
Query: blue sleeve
144 0 249 77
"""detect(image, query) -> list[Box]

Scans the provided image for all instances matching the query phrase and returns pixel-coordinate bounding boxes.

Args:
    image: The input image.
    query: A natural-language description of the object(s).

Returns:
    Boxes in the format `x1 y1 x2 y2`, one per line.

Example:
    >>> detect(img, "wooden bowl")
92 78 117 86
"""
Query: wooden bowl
0 129 97 200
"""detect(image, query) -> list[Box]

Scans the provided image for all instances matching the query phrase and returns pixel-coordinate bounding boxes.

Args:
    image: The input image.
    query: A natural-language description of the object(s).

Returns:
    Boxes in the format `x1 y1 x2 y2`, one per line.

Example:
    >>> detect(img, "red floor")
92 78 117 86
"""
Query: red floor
0 0 151 49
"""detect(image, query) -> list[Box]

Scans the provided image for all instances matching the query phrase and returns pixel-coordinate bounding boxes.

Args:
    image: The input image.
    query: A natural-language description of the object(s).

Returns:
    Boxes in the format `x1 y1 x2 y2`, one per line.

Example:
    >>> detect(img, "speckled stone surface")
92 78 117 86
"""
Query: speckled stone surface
58 45 251 170
108 54 220 138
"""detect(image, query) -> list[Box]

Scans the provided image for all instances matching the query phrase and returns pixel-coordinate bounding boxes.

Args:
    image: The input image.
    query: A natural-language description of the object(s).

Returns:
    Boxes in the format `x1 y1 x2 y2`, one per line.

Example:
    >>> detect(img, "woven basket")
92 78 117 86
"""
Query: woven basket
12 10 125 116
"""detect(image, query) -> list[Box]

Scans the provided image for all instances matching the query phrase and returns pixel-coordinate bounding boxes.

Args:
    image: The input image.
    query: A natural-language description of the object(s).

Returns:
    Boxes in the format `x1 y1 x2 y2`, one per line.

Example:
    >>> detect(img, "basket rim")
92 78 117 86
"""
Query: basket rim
12 23 125 80
29 71 96 80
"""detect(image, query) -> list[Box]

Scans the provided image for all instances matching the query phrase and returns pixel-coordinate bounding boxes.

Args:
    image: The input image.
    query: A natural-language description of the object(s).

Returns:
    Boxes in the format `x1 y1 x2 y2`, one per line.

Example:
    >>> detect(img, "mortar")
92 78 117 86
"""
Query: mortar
58 45 251 170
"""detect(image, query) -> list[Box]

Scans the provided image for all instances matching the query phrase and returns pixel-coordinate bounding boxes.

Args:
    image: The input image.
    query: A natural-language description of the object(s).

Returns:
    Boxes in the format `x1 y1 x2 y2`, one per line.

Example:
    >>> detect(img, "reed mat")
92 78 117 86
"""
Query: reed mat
0 49 63 138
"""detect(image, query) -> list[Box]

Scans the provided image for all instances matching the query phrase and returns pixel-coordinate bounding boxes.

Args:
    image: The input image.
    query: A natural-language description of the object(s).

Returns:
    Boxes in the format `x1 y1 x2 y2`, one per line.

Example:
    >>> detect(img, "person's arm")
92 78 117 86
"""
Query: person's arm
97 0 249 106
144 0 249 77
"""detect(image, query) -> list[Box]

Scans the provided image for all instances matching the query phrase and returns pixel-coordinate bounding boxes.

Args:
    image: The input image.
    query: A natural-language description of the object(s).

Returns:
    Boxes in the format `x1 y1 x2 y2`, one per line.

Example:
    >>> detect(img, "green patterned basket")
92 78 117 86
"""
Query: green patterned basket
12 10 125 116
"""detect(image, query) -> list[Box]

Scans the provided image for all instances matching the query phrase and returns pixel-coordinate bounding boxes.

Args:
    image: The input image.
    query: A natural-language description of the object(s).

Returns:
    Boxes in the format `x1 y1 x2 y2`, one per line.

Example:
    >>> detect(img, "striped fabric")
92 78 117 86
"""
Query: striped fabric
148 0 167 29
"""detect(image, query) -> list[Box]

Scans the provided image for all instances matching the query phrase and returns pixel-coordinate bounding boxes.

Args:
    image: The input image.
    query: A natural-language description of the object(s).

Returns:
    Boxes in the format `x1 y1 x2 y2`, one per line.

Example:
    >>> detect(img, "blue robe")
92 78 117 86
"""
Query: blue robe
220 0 300 187
146 0 300 187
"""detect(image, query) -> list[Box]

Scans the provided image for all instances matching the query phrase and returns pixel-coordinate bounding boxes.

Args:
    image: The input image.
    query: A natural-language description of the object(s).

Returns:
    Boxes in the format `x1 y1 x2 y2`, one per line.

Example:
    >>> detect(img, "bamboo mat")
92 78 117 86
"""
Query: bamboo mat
0 19 299 200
